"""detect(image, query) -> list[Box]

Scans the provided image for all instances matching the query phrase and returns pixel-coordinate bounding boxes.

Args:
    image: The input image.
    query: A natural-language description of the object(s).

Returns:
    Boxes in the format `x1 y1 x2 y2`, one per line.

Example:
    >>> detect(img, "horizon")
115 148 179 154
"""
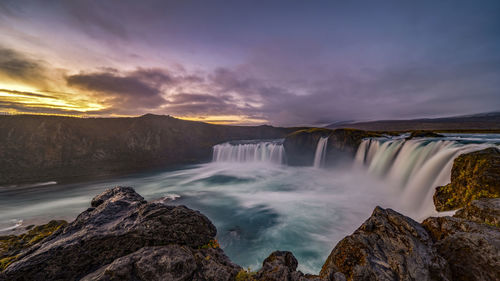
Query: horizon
1 1 500 126
1 110 499 128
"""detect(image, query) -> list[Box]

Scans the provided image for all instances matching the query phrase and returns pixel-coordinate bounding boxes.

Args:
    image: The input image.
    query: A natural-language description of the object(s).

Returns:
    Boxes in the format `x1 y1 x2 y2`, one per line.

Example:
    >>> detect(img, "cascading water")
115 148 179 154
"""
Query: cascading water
212 139 286 164
3 133 499 273
313 137 329 168
355 136 500 217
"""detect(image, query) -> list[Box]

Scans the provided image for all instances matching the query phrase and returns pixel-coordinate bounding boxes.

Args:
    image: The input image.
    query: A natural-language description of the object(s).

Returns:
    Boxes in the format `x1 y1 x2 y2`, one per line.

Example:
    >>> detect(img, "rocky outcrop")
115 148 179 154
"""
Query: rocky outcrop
0 114 296 186
0 220 67 271
253 251 323 281
81 246 240 281
454 197 500 227
283 128 382 166
1 187 239 281
405 131 443 139
423 212 500 281
434 147 500 211
283 128 332 166
2 187 499 281
319 207 451 281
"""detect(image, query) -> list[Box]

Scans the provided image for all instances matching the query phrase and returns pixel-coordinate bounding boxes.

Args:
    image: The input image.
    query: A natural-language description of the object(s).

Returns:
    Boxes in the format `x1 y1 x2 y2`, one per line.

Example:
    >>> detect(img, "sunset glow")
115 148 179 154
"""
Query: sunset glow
1 1 499 125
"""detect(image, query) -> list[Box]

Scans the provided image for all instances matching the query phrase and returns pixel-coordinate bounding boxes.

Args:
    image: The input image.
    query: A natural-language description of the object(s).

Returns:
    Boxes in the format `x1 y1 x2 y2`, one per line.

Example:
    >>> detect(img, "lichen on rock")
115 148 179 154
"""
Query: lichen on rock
422 212 500 281
319 207 451 281
1 186 227 280
0 220 67 271
434 147 500 211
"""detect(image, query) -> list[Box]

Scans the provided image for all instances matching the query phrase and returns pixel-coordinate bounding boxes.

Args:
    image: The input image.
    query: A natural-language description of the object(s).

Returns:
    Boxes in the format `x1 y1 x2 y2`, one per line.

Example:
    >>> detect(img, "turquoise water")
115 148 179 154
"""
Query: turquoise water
1 134 498 273
0 162 401 273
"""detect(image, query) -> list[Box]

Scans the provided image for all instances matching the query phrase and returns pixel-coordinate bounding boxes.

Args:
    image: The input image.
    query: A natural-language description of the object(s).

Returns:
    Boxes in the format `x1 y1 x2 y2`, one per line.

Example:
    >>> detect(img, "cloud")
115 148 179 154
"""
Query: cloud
0 47 48 86
66 69 170 109
162 92 248 116
0 88 57 99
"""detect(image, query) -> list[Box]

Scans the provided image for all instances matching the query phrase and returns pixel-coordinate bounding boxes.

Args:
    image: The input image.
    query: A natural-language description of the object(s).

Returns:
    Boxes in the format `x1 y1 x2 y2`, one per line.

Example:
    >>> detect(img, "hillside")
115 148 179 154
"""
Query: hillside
0 114 297 186
326 112 500 131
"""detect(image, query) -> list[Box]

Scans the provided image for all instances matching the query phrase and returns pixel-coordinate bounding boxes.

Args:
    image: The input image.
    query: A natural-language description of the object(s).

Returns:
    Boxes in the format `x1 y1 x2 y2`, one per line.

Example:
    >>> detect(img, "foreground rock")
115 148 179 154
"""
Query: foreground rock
253 251 324 281
1 187 239 281
319 207 450 281
423 213 500 281
81 246 239 281
434 147 500 211
2 187 498 281
0 220 67 271
454 197 500 227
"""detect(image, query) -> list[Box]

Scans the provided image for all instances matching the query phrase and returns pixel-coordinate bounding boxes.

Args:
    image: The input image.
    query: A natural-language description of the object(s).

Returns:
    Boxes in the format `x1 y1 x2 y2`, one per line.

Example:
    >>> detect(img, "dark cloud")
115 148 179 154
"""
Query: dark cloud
163 92 250 116
0 47 47 85
1 1 500 124
67 69 169 108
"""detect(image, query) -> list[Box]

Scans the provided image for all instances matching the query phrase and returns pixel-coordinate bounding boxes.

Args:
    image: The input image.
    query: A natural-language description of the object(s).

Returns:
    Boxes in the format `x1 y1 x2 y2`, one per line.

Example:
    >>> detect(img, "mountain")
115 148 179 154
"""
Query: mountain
326 112 500 131
0 114 299 186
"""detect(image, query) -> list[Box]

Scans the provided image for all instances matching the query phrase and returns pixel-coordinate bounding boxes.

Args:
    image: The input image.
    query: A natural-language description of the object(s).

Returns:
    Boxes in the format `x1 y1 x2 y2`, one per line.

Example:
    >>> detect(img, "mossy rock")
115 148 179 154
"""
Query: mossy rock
434 147 500 211
0 220 67 271
235 268 257 281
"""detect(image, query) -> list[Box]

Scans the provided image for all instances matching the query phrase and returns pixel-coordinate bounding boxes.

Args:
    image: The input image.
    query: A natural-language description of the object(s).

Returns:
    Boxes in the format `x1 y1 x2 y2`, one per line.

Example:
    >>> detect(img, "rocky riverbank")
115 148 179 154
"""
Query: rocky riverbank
1 147 499 280
1 185 498 281
0 114 298 186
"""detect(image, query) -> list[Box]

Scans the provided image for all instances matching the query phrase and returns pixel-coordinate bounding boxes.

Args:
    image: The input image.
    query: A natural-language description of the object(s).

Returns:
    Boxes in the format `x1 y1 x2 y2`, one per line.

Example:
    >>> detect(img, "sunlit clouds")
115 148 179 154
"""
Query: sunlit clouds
1 1 499 125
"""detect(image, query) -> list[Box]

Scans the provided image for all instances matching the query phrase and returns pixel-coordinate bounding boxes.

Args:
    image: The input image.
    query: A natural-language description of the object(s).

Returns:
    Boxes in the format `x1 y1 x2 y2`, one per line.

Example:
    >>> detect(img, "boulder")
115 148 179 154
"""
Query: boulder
319 207 450 281
434 147 500 211
454 197 500 227
422 215 500 281
81 246 240 281
253 251 322 281
1 186 217 281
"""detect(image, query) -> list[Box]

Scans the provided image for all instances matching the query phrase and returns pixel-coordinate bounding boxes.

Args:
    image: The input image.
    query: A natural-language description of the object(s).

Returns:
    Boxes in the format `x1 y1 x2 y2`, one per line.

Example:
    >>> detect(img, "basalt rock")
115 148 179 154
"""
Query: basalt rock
283 128 382 166
454 198 500 227
2 187 498 281
319 207 451 281
0 114 296 186
434 147 500 211
1 186 218 281
81 246 240 281
0 220 67 271
253 251 322 281
422 215 500 281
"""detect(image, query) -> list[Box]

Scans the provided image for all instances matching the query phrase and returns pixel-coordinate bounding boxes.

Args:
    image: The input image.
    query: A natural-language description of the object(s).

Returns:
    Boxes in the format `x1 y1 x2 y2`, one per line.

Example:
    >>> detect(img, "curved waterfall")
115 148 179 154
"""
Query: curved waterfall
355 137 499 215
212 140 286 164
313 137 329 168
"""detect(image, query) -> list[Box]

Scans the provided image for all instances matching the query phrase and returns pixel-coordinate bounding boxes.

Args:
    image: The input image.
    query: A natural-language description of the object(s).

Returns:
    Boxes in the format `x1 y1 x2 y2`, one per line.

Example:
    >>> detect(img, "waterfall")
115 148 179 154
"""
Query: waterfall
313 137 329 168
355 137 499 216
212 140 285 164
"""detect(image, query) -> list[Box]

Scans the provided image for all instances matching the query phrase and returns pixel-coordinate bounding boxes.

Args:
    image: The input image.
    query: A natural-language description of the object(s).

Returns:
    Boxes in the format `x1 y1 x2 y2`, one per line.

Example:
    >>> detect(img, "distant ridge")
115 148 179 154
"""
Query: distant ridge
326 112 500 131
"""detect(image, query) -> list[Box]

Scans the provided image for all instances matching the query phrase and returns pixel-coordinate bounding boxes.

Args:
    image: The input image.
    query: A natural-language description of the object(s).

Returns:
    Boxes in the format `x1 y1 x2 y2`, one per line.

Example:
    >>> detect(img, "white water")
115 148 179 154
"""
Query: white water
355 137 500 219
313 137 329 168
1 135 499 273
212 140 285 164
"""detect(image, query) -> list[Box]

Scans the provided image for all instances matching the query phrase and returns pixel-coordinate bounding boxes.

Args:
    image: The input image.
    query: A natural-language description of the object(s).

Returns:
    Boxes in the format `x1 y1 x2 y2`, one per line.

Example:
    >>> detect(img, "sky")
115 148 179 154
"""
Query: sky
0 0 499 126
